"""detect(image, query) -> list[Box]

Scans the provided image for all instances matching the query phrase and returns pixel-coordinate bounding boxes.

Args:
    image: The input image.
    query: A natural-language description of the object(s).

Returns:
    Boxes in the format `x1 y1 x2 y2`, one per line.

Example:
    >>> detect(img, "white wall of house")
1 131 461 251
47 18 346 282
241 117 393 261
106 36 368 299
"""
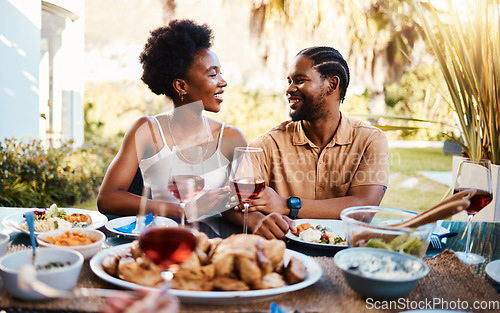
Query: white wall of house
0 0 41 140
0 0 84 146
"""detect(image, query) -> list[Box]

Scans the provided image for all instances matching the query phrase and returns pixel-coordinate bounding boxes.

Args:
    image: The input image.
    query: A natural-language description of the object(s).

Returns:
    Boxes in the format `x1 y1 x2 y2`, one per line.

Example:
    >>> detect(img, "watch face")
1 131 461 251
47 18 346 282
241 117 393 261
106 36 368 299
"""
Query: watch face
288 197 301 209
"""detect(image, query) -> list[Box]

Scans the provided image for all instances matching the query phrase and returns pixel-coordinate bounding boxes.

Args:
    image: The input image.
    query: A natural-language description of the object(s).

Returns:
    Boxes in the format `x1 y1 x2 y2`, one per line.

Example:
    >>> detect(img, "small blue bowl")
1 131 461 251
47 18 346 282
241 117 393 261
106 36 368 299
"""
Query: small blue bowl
334 247 429 299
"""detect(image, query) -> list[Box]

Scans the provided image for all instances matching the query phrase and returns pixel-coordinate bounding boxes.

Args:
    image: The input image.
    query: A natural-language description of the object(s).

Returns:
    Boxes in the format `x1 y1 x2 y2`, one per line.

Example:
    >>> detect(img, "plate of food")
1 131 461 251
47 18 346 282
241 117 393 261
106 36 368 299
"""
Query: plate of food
286 219 347 248
1 205 108 235
89 233 323 304
105 215 178 237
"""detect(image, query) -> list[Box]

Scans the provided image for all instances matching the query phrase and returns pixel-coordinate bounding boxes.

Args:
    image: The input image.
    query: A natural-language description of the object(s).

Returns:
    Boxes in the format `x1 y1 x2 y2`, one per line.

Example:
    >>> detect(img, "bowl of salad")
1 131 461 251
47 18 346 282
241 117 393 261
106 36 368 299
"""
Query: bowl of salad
340 207 435 259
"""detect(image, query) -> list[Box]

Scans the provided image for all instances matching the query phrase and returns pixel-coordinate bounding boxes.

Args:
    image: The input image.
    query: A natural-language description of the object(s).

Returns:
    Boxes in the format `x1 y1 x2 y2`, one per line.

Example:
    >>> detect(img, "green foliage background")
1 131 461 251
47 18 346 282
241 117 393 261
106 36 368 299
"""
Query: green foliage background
384 64 457 141
83 62 456 145
205 86 288 142
0 138 116 208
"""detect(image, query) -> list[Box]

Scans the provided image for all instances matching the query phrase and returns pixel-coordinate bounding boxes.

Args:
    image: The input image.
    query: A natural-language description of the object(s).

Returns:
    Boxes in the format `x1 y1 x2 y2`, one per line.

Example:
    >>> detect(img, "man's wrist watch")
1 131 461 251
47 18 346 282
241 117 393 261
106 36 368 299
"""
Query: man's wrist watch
287 196 301 219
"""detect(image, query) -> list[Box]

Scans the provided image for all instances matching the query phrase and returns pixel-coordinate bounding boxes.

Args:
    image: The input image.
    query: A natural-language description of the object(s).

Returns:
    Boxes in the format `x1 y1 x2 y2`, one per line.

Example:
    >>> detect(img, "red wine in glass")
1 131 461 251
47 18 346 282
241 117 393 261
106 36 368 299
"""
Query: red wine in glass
453 158 492 265
231 177 265 203
453 188 493 215
139 227 197 271
168 175 205 201
230 147 264 234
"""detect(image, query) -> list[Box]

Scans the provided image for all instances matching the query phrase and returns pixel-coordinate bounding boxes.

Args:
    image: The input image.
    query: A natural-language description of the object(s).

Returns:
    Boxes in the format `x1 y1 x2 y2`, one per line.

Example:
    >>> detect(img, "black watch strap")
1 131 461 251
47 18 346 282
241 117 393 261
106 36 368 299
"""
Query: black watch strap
287 196 301 219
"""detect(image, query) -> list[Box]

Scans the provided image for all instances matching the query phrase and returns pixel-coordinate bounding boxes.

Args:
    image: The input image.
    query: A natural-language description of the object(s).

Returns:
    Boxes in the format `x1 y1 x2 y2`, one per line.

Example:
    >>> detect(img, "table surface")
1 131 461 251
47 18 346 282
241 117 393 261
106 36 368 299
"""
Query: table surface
1 207 499 313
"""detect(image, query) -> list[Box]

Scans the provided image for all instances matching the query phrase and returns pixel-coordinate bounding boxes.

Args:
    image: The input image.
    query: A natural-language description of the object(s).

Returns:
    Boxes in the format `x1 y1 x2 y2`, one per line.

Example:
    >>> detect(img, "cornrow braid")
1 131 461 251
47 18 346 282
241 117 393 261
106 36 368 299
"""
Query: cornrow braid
297 46 350 102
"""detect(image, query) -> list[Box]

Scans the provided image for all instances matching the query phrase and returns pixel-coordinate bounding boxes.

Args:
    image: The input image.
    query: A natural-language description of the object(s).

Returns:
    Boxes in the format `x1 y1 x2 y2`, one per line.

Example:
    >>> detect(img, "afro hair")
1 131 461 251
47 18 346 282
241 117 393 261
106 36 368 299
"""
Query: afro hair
139 19 213 99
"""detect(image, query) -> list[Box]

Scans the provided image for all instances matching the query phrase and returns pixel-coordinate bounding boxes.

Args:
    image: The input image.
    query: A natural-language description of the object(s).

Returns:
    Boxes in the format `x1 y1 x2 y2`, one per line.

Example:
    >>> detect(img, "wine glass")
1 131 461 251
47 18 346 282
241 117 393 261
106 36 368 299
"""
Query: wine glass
168 146 205 226
453 158 493 265
138 224 197 287
230 147 265 234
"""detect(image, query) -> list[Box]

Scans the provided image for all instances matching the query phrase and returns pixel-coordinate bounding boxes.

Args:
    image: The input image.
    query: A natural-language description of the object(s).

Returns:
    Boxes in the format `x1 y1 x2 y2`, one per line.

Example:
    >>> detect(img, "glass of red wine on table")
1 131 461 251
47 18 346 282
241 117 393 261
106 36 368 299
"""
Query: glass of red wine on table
137 146 203 290
230 147 265 234
138 225 197 287
453 158 493 265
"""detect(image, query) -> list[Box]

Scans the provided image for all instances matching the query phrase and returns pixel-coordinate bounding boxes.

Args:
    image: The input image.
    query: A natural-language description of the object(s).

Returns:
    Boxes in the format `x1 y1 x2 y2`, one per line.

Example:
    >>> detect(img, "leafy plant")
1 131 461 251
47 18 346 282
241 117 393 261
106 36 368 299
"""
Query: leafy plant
0 138 116 208
412 0 500 164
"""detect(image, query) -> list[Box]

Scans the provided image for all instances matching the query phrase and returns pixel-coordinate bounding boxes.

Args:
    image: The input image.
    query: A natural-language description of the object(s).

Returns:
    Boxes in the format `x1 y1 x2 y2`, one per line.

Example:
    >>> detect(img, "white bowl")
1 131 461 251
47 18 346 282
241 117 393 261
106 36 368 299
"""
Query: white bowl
334 247 429 299
0 233 9 257
0 247 84 300
37 228 106 260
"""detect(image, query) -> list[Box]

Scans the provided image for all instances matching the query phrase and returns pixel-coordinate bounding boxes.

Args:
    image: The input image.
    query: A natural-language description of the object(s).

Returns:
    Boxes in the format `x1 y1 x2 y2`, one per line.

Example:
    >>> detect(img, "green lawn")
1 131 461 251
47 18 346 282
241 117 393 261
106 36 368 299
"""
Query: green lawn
388 147 453 175
76 147 455 213
381 147 454 212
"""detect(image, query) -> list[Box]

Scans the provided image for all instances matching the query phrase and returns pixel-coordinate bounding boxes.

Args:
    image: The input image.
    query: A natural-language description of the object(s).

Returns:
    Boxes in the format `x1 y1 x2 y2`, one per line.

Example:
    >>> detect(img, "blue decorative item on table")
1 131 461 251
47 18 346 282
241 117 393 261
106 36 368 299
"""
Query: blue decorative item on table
270 302 285 313
113 213 154 233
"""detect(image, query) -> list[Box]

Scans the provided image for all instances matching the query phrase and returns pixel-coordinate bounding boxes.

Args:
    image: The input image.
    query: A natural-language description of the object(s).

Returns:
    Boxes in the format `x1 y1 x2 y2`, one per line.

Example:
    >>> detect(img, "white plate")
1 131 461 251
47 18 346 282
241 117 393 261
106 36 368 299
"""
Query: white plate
90 243 322 304
286 219 347 249
486 259 500 284
1 208 108 235
105 216 178 237
433 225 448 235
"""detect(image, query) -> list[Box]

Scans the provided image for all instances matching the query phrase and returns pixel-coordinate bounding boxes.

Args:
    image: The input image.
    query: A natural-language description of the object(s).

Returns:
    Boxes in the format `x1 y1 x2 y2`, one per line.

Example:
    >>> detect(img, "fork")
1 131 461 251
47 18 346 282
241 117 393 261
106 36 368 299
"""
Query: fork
430 235 443 249
430 230 459 249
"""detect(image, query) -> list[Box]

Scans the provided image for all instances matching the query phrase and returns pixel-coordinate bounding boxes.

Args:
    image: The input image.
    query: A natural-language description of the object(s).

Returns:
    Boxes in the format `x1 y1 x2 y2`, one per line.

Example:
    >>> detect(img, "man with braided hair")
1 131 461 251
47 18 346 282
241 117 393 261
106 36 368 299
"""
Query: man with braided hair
225 46 389 240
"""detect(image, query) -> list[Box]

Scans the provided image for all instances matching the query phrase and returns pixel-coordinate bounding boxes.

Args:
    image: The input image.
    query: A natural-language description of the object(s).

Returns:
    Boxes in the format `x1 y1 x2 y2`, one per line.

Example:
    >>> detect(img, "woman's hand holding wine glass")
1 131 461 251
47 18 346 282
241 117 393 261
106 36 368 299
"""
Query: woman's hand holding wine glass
230 147 265 234
168 146 205 226
453 158 493 265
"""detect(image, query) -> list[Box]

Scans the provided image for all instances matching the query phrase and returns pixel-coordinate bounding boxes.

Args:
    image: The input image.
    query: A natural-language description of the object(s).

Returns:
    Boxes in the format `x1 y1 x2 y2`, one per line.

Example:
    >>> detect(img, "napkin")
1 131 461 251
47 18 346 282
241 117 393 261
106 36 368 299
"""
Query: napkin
270 302 285 313
114 213 154 233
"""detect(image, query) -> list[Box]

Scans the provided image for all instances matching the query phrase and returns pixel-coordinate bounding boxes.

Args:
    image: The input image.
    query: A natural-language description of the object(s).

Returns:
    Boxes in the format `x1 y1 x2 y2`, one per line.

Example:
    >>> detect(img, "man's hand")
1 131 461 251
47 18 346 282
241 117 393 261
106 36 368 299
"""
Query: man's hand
246 187 288 215
249 212 296 240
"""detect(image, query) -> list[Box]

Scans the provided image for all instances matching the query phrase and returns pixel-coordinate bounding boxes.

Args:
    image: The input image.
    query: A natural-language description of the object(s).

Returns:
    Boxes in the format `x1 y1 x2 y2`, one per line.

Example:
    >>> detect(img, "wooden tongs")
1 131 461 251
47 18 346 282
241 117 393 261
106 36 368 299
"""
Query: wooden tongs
349 190 474 247
391 189 474 228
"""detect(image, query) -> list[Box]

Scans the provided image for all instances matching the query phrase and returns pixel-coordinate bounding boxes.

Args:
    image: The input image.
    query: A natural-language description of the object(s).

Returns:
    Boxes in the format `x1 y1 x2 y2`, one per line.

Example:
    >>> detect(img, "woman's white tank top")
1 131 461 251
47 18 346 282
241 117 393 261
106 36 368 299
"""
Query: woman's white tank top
139 115 230 211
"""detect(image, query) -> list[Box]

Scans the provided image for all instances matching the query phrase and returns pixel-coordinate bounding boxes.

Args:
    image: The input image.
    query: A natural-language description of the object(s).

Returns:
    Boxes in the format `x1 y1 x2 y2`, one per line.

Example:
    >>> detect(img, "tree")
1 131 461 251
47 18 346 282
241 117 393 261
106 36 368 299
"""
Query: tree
345 0 421 118
248 0 422 119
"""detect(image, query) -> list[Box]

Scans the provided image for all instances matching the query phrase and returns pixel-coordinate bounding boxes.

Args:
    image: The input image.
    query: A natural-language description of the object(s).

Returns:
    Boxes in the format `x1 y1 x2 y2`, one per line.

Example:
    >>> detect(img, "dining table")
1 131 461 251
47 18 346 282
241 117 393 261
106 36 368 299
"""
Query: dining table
0 206 499 313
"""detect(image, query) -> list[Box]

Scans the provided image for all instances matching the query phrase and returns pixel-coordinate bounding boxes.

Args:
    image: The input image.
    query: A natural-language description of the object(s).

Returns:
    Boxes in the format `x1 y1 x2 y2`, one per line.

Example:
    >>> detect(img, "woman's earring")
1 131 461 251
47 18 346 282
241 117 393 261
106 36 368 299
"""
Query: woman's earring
179 92 184 102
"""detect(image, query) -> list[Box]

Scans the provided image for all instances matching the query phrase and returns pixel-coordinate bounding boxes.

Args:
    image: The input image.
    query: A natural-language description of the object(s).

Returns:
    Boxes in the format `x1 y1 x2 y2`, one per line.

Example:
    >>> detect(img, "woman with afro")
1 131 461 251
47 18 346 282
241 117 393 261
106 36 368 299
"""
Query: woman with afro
97 19 247 220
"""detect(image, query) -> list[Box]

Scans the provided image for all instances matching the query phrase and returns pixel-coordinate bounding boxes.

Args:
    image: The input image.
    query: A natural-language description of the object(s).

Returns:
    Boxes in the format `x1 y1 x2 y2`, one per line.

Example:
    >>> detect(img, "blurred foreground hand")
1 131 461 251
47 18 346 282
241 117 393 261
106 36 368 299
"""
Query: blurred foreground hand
101 290 179 313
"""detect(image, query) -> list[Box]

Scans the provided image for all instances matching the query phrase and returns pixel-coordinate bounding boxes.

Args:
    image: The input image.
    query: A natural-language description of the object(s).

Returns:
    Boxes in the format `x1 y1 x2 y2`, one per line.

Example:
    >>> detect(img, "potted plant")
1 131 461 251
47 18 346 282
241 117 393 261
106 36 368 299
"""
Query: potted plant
411 0 500 221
